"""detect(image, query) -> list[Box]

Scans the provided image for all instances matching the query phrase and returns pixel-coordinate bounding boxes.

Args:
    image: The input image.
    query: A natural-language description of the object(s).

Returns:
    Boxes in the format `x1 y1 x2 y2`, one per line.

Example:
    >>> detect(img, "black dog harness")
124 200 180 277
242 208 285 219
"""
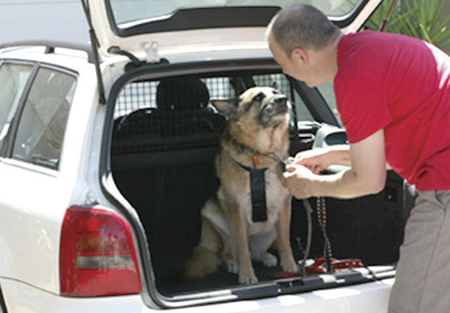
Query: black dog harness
238 160 269 222
227 134 289 223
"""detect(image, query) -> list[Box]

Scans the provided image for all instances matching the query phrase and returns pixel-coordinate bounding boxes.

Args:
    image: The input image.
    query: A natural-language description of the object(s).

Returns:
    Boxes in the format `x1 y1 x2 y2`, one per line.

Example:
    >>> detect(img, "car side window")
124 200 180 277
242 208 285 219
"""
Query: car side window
12 67 77 169
0 63 34 152
316 81 342 126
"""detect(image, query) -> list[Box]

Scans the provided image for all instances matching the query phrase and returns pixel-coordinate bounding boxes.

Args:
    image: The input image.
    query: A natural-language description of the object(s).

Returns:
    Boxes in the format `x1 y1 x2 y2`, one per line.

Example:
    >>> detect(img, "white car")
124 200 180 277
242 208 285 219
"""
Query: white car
0 0 409 312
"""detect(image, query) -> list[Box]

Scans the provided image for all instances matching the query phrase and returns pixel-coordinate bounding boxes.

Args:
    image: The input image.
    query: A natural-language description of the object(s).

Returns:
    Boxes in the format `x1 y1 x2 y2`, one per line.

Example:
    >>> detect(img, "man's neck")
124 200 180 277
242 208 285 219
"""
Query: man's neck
327 32 343 80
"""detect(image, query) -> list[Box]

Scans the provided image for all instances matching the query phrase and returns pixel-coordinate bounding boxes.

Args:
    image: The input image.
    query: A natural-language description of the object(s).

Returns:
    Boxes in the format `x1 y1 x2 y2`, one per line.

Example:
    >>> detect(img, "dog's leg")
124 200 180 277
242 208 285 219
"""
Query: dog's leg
229 207 258 284
220 236 239 274
276 197 298 273
221 251 239 274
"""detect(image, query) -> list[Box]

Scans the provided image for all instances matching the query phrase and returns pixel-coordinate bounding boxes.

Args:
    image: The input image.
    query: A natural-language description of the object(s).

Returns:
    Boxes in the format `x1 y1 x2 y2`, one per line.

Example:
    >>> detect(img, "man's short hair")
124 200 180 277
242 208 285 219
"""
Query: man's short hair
267 5 341 56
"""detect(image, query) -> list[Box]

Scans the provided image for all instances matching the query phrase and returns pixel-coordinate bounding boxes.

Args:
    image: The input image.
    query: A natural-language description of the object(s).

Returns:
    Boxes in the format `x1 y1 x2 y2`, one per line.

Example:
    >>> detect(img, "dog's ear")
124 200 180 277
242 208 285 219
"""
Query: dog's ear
211 98 238 116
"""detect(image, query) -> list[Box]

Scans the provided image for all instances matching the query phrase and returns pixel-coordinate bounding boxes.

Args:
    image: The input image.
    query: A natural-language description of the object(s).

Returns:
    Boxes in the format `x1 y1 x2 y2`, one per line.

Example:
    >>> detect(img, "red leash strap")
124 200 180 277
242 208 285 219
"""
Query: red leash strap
275 258 365 278
305 257 365 275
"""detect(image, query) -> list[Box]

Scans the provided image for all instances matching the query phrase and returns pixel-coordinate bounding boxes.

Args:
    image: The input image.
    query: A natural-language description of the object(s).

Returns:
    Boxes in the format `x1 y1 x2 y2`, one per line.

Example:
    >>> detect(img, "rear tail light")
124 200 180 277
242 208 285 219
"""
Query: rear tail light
60 206 142 297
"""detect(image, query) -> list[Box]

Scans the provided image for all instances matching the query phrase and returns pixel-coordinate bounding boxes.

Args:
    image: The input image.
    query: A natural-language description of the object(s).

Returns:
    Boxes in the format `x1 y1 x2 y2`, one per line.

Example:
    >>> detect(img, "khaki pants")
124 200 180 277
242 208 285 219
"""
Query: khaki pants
388 190 450 313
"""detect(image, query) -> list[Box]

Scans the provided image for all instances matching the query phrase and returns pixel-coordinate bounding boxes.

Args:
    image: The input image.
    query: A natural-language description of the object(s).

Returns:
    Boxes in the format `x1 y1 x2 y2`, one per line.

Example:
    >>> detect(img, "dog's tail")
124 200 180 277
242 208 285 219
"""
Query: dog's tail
184 212 224 280
184 245 221 280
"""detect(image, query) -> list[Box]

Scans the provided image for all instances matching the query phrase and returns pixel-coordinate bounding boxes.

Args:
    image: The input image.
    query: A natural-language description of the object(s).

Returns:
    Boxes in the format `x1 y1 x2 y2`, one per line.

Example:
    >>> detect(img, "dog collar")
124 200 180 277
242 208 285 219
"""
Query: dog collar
238 163 269 222
226 134 285 165
226 133 262 156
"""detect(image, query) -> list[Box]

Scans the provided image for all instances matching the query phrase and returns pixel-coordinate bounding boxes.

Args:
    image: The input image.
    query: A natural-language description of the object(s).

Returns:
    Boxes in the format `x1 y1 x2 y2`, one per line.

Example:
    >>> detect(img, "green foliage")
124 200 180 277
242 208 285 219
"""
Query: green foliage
365 0 450 52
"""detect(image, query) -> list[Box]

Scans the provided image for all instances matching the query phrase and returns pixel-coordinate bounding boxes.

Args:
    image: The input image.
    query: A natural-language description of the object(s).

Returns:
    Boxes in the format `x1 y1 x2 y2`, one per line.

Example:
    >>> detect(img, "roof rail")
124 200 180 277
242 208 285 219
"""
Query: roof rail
0 40 95 63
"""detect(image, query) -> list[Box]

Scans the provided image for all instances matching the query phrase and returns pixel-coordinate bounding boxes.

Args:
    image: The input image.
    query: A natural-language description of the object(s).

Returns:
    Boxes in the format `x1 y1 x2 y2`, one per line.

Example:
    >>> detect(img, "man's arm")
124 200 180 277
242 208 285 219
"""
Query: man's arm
293 144 351 173
284 129 387 199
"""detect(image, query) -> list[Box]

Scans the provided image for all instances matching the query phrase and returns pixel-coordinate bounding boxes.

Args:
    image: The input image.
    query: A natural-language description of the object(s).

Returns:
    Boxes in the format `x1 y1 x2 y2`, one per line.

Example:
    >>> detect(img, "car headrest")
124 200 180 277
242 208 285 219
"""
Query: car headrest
156 78 210 110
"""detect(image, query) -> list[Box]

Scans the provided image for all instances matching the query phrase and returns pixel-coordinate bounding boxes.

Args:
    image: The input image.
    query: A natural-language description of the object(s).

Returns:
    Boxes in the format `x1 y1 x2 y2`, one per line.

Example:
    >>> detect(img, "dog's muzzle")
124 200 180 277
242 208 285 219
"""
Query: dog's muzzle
258 96 290 127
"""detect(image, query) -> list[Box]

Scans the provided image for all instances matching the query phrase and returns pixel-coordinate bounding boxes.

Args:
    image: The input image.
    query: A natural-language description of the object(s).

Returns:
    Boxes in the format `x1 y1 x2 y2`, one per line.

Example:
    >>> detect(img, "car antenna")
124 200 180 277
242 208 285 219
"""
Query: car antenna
379 0 397 32
81 0 107 105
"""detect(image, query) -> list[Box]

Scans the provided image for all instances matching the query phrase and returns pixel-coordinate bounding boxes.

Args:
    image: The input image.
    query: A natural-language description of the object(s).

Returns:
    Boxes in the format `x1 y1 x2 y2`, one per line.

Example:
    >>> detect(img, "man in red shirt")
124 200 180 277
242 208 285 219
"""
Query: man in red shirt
267 4 450 313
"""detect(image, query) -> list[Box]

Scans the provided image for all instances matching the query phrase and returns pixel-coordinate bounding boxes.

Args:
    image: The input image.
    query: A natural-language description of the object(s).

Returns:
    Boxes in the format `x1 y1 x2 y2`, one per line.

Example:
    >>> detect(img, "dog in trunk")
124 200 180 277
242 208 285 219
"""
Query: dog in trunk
184 87 298 284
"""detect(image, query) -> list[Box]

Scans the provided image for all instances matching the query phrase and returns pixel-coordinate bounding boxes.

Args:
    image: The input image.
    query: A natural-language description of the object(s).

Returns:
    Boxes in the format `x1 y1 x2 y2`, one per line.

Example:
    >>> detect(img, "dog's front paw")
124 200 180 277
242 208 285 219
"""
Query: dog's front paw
282 259 299 273
239 271 259 285
261 252 278 268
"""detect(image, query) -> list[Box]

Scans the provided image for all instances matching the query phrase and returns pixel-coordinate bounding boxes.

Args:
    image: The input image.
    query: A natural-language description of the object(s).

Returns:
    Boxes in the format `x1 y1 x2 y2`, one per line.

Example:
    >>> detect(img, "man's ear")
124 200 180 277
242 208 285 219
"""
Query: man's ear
292 47 309 66
211 98 238 116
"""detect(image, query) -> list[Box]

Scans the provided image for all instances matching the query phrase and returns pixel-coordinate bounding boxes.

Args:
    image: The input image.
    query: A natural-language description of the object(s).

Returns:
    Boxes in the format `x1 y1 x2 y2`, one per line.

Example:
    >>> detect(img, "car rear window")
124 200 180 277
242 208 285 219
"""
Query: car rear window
108 0 366 28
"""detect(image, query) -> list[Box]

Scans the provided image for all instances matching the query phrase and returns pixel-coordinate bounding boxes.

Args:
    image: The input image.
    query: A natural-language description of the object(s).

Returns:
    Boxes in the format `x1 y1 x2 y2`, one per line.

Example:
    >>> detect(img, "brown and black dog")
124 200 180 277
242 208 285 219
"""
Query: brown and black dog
185 87 298 284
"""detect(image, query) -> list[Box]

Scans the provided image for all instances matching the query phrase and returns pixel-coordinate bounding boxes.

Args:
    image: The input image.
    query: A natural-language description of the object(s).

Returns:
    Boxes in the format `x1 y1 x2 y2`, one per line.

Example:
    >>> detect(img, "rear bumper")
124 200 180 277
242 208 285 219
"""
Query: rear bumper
0 276 394 313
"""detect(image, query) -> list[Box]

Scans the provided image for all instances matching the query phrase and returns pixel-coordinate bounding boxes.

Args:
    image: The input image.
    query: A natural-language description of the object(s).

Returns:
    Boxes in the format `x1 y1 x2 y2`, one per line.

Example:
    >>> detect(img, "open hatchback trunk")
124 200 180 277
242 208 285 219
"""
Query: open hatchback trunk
84 0 412 309
107 67 407 308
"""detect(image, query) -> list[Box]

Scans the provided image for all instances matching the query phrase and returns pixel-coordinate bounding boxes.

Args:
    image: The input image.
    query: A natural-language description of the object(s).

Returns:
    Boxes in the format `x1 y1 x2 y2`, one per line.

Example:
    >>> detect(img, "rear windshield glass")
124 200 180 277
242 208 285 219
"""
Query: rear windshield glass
109 0 365 27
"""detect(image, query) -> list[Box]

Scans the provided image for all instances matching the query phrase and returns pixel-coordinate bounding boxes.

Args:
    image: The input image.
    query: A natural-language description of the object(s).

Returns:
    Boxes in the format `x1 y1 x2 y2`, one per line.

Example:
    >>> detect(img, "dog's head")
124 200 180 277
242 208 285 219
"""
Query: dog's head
213 87 290 126
212 87 291 152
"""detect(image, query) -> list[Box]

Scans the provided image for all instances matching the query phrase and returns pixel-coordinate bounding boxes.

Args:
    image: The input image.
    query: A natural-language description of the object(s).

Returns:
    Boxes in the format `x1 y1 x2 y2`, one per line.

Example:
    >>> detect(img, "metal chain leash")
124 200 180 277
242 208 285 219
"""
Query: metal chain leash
316 196 333 273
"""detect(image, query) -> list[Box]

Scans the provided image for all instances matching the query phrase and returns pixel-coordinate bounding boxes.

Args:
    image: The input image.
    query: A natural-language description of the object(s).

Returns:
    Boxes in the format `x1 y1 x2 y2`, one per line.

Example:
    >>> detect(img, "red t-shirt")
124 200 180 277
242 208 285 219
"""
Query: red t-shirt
335 30 450 191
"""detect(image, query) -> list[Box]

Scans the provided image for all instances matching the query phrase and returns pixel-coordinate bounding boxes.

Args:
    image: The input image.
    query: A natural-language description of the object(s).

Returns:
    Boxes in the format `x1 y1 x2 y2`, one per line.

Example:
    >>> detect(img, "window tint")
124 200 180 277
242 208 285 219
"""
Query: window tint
12 67 76 169
0 63 33 152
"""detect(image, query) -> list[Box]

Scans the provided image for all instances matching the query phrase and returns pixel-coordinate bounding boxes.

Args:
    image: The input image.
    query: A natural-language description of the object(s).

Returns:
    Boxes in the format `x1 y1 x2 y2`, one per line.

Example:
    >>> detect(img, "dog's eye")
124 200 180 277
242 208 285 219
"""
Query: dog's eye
253 92 266 102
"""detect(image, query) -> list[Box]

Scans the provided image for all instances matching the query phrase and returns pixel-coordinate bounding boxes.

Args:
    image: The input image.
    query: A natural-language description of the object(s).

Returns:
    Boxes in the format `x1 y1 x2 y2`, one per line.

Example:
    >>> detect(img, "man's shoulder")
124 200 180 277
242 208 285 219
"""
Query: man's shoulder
341 29 425 55
337 31 387 77
342 30 404 52
338 30 425 77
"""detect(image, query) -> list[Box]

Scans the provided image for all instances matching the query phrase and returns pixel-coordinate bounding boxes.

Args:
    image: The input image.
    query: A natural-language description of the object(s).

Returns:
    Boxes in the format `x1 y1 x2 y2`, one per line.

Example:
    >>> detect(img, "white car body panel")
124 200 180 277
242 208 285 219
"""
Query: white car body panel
0 49 101 295
0 160 67 292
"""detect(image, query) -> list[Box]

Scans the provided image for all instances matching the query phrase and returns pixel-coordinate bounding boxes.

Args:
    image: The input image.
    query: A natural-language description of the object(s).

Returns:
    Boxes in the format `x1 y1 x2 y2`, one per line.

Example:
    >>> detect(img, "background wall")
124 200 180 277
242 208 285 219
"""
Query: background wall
0 0 89 44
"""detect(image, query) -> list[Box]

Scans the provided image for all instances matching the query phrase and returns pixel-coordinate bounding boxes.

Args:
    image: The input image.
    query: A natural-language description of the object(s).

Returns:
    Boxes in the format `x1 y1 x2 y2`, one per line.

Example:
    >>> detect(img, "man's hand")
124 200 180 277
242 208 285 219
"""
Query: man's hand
293 148 332 174
283 163 315 199
282 130 387 200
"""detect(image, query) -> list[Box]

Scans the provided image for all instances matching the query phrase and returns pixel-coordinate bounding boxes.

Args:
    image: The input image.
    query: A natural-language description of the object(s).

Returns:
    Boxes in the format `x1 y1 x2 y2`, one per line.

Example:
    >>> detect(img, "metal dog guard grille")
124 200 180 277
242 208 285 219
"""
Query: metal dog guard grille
109 73 297 296
111 74 293 157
